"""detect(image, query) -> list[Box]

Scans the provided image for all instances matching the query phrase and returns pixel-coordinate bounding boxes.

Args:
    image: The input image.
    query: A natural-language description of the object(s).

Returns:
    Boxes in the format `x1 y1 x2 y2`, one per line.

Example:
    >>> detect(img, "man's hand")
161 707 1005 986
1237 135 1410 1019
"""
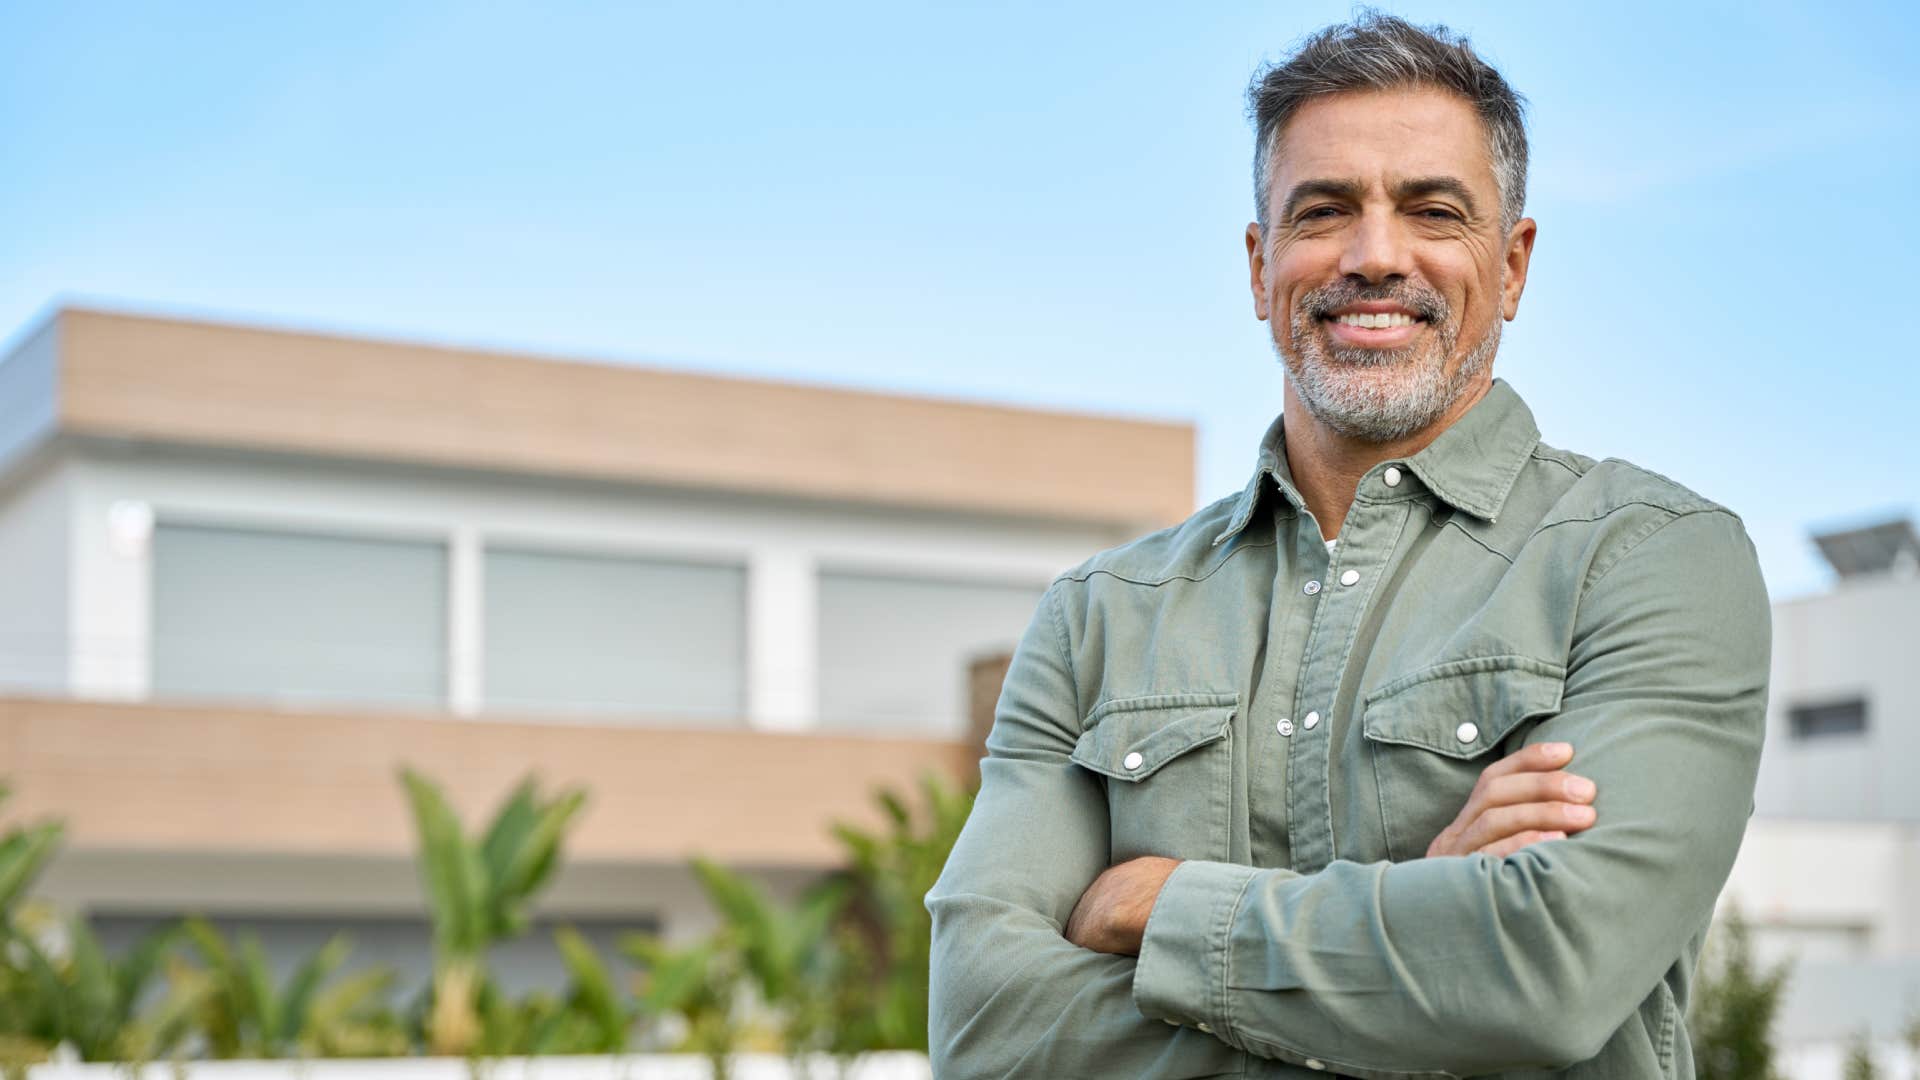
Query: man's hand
1064 855 1181 956
1426 740 1598 858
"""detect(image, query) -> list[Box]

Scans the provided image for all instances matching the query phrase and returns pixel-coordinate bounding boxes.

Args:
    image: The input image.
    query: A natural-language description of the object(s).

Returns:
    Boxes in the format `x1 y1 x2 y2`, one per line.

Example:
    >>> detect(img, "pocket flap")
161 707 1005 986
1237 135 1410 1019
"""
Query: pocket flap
1071 693 1237 782
1361 655 1565 759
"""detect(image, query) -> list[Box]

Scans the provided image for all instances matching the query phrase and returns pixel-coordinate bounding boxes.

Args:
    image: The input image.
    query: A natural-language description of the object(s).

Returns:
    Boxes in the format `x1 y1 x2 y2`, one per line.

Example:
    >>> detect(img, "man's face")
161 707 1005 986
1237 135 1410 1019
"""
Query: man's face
1247 85 1536 443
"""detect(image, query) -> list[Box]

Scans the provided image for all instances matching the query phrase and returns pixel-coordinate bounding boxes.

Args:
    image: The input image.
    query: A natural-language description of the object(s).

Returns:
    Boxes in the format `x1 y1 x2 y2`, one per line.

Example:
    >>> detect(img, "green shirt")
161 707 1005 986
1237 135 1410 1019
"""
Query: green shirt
926 377 1771 1079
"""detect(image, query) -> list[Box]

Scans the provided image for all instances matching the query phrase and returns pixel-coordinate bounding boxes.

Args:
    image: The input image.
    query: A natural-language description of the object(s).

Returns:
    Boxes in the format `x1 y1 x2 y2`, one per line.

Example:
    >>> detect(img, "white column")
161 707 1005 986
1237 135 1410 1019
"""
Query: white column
447 527 483 716
747 547 817 732
71 473 150 701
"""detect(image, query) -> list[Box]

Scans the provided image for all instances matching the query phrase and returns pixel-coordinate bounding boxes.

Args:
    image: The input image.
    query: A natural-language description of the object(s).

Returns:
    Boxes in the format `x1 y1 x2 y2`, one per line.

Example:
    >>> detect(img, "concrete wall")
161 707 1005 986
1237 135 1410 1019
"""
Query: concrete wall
1757 573 1920 822
0 462 71 695
0 314 60 476
1721 819 1920 963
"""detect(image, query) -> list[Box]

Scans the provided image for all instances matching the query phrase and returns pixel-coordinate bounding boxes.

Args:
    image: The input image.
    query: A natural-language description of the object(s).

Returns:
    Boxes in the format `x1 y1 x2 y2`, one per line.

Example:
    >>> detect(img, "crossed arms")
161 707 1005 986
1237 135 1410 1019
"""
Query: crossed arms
925 509 1770 1079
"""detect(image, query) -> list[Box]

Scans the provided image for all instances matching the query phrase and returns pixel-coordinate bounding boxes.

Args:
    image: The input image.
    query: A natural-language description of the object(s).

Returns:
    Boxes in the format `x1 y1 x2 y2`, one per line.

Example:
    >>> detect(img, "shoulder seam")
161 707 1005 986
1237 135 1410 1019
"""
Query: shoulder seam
1058 536 1278 588
1444 519 1517 565
1526 498 1730 545
1528 446 1584 478
1584 506 1739 593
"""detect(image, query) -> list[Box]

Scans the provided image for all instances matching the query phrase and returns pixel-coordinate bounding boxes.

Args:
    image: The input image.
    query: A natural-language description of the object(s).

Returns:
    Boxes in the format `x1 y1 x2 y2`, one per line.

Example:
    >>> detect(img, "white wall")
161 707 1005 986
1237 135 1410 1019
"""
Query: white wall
0 462 71 695
60 441 1125 730
0 315 60 476
1720 819 1920 964
1758 573 1920 822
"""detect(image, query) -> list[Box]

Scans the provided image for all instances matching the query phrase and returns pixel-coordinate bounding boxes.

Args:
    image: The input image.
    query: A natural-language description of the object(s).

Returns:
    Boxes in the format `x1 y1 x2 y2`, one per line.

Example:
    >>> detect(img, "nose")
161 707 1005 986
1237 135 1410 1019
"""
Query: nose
1337 206 1415 283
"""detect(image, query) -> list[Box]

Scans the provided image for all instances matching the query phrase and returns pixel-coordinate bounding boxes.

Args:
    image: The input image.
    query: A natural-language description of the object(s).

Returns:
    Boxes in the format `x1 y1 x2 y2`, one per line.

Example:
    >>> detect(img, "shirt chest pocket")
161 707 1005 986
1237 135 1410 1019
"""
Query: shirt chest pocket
1070 692 1238 865
1360 656 1566 862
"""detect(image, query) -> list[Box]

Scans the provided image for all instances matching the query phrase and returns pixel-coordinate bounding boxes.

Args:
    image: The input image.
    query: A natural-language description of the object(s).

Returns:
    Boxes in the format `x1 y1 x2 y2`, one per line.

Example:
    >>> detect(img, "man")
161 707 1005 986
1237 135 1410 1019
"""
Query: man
926 11 1770 1080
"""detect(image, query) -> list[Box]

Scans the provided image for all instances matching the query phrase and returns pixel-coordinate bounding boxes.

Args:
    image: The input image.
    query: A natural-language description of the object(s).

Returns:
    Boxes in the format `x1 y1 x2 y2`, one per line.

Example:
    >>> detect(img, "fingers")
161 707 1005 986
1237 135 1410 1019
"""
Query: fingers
1476 830 1567 858
1475 740 1574 783
1425 742 1600 859
1477 768 1597 810
1453 800 1596 853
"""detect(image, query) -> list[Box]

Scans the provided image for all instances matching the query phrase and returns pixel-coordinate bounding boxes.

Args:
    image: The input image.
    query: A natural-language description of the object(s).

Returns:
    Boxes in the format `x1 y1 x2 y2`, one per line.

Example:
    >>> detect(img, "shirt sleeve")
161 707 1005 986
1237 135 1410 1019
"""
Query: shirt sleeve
1133 507 1772 1078
925 579 1253 1078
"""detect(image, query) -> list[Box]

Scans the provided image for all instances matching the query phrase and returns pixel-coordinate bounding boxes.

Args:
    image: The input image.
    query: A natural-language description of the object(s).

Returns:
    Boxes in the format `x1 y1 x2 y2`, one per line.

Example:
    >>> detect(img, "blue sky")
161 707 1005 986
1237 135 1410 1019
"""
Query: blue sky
3 1 1915 598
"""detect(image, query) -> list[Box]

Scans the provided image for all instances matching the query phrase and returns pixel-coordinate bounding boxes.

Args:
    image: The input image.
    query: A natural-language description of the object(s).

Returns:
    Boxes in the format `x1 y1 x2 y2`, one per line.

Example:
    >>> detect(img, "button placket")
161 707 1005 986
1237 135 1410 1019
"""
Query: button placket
1285 501 1415 874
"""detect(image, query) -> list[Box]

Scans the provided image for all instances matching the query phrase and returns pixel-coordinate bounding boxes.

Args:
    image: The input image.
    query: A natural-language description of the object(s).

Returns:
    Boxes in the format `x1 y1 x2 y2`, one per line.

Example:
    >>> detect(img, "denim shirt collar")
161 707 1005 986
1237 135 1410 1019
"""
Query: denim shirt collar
1212 377 1541 547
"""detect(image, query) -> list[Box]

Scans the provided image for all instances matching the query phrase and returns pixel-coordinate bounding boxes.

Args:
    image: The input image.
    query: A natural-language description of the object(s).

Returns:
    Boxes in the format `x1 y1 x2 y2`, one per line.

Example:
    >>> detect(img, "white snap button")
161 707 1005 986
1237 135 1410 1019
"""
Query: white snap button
1123 751 1144 770
1456 722 1479 743
1303 710 1320 730
1339 569 1360 586
1303 580 1321 595
1384 466 1402 487
1277 718 1294 737
1305 1059 1326 1071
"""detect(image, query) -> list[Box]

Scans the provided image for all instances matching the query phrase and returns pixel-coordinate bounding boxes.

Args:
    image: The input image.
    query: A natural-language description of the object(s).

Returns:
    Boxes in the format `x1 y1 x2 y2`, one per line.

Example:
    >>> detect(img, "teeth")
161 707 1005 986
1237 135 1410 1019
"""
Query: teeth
1334 312 1417 328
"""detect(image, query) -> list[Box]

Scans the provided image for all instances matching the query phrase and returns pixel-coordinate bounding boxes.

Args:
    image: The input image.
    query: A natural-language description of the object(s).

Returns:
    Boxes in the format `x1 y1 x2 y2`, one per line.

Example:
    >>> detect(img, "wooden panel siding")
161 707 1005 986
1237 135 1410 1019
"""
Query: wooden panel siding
48 308 1194 529
0 696 975 867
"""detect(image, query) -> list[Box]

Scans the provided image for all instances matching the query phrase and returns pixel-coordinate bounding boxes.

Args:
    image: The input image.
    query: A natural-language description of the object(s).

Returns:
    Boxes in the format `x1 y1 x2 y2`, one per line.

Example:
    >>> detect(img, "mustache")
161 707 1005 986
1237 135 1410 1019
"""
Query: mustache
1303 284 1447 323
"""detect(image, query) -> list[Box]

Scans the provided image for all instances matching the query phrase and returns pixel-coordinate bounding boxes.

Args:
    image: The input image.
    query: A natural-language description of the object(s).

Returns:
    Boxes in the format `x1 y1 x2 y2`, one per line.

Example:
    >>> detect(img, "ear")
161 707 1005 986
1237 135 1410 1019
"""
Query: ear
1501 217 1538 320
1246 223 1271 321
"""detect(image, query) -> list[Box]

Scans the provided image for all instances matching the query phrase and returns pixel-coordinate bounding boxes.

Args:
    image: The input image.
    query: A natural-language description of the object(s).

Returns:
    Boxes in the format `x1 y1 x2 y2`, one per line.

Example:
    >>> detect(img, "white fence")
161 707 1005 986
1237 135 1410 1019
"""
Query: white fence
1782 1040 1918 1080
26 1053 933 1080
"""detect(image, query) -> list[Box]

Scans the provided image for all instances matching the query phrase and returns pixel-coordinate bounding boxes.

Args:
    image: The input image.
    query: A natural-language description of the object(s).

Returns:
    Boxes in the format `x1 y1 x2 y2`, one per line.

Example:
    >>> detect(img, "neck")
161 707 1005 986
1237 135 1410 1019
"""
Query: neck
1282 376 1492 541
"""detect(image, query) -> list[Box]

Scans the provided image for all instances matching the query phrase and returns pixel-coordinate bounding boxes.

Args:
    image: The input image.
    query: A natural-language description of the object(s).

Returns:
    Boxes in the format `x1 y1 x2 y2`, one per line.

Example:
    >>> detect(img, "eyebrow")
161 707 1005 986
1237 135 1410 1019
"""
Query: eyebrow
1280 175 1481 222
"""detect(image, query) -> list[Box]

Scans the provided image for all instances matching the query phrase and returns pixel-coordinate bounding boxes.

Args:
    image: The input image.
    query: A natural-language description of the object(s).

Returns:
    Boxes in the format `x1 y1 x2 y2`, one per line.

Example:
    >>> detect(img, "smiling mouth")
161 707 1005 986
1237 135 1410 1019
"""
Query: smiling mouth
1319 311 1429 347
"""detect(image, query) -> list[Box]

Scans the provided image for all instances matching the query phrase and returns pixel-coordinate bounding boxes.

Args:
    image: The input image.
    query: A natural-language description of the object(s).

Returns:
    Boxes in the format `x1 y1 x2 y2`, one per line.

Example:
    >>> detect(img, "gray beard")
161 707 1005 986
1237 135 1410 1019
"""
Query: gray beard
1272 297 1501 444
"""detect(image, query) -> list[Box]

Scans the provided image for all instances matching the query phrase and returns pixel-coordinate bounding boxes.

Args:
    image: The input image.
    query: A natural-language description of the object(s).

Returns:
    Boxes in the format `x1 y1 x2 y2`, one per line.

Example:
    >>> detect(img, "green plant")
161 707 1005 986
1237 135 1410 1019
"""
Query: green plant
0 782 63 930
828 770 975 1051
623 928 748 1080
1842 1027 1877 1080
3 915 202 1064
472 926 636 1056
1689 902 1792 1080
175 916 404 1059
398 766 587 1057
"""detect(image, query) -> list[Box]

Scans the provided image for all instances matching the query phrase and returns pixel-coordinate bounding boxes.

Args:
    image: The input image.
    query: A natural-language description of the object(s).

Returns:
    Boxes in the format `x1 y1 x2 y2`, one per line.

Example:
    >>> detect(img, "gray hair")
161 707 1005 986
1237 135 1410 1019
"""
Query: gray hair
1247 9 1529 236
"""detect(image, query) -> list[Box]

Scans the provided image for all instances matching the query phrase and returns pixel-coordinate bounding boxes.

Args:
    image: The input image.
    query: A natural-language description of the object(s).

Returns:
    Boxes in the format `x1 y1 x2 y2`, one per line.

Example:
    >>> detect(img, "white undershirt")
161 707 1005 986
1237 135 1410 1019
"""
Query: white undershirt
1325 538 1338 553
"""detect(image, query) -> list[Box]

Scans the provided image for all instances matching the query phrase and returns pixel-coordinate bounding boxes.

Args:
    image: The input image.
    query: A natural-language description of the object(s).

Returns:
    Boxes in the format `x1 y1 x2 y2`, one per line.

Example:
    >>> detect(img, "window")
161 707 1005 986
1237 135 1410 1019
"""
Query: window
1788 698 1868 739
151 523 448 709
817 570 1044 737
483 546 746 722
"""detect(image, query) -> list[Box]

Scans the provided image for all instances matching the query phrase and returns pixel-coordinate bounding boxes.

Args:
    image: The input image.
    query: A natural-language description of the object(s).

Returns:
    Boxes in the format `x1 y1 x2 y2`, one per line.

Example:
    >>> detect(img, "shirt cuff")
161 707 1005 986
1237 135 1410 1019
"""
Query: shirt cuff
1131 858 1260 1038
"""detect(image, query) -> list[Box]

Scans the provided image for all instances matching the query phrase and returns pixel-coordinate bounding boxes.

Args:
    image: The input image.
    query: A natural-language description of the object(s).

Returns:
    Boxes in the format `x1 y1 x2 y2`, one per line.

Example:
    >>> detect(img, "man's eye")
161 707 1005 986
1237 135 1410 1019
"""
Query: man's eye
1420 208 1462 220
1299 207 1340 220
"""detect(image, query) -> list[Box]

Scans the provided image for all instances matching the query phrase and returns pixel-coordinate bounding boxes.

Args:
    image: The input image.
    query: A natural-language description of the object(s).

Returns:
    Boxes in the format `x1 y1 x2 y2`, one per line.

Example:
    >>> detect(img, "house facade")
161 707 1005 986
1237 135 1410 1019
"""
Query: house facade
0 306 1193 994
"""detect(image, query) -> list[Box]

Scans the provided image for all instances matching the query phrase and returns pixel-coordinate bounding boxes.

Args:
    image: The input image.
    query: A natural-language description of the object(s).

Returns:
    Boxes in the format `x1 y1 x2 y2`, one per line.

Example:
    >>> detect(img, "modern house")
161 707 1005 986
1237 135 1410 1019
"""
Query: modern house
0 305 1193 994
1721 516 1920 1049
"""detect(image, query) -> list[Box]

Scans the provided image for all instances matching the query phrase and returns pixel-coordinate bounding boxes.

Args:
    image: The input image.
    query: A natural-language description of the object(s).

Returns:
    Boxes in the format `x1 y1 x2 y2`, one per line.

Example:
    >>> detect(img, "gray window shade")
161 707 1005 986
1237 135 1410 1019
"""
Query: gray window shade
817 571 1043 737
483 546 745 723
151 523 448 709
